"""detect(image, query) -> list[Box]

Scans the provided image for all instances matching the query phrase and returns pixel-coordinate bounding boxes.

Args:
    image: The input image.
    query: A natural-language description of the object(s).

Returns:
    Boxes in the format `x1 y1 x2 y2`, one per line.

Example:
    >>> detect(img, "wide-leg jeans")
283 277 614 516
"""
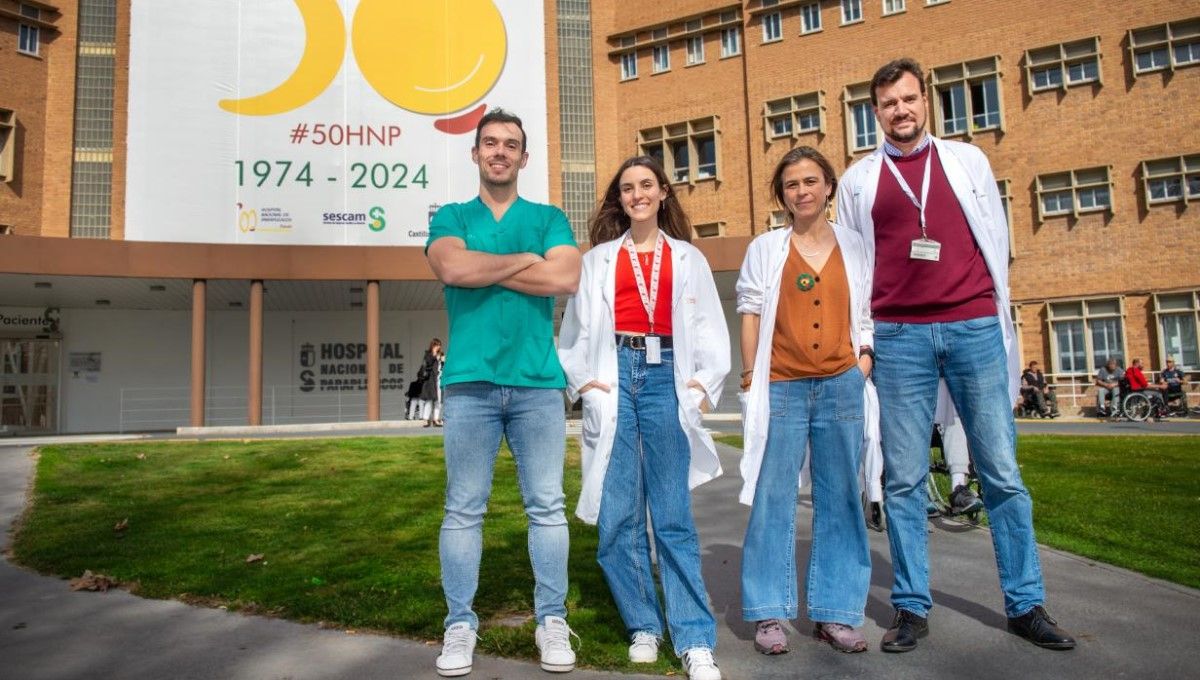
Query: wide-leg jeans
597 346 717 654
741 367 870 627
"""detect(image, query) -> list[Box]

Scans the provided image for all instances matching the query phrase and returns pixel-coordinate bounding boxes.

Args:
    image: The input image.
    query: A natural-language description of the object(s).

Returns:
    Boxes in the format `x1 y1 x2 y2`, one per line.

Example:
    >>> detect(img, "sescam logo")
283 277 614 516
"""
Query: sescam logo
321 206 385 231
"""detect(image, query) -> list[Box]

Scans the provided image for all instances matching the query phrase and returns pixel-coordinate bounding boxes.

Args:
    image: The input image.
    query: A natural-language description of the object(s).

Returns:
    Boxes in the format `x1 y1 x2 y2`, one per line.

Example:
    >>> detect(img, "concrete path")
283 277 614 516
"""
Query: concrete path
3 439 1199 679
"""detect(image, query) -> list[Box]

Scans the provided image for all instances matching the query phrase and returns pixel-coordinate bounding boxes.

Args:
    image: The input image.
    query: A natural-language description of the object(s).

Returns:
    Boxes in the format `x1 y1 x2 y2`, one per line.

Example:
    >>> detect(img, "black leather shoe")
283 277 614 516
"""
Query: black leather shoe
881 609 928 653
1007 606 1076 650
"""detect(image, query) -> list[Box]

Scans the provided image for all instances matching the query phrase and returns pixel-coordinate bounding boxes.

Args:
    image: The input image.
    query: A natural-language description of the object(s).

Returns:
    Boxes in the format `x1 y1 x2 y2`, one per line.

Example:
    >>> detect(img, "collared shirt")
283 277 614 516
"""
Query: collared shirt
883 133 933 158
427 196 577 389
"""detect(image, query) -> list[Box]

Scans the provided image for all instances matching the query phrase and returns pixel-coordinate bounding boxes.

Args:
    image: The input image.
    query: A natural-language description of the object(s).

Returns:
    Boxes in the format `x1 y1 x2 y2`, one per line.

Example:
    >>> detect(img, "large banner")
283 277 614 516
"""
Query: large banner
125 1 548 245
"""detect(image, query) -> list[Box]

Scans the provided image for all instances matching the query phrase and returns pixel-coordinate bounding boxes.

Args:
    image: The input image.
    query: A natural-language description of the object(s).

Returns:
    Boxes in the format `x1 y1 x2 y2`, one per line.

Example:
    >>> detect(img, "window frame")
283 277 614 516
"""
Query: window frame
841 0 863 24
685 21 706 66
762 11 783 43
1035 166 1114 222
882 0 906 16
930 56 1004 139
1047 297 1127 376
721 24 742 58
0 109 14 183
620 50 638 81
638 116 722 186
801 3 822 34
768 209 789 230
843 82 878 153
1153 291 1200 370
1025 36 1102 95
1129 18 1200 77
693 221 725 238
996 178 1014 260
17 3 41 56
651 29 670 74
763 90 826 142
1141 154 1200 206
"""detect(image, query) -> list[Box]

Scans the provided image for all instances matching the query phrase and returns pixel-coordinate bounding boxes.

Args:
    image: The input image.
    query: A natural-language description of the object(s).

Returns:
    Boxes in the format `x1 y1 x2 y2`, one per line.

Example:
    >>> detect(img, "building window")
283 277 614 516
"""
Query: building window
721 17 741 57
638 117 720 184
1035 167 1113 221
685 20 705 65
883 0 906 16
651 29 670 73
1130 18 1200 76
801 3 822 33
1155 292 1200 369
18 3 40 56
926 0 949 4
620 51 638 80
841 0 863 24
0 109 14 183
1025 37 1101 94
769 210 789 229
763 91 825 141
1141 154 1200 205
930 57 1003 138
843 82 877 152
762 11 782 43
694 222 724 238
996 179 1014 260
1048 298 1125 375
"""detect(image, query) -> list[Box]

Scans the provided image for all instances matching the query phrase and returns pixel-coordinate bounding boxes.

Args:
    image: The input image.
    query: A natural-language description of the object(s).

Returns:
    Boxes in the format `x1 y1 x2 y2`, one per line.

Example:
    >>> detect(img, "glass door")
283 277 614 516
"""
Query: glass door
1 339 60 434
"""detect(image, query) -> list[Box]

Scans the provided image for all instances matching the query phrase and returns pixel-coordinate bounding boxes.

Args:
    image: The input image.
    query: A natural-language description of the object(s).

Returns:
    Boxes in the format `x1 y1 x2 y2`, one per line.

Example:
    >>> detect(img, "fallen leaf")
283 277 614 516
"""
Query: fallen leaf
223 455 231 460
245 553 264 564
70 570 116 592
113 518 129 532
345 630 358 635
136 453 146 460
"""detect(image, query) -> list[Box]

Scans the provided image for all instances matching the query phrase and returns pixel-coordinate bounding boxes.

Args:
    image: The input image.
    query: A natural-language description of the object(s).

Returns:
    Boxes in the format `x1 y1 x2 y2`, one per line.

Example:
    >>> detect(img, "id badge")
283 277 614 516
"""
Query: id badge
645 335 662 364
910 238 942 262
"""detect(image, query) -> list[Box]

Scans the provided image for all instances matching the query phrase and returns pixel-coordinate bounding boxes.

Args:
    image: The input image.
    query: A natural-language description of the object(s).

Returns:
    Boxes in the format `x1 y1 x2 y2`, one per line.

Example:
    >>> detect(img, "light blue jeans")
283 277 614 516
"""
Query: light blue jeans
741 367 870 626
597 346 717 654
439 382 569 630
873 316 1045 618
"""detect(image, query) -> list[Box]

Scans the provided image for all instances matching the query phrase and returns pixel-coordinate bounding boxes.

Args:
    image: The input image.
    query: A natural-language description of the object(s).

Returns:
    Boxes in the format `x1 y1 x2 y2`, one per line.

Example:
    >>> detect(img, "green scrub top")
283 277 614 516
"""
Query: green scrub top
427 196 577 389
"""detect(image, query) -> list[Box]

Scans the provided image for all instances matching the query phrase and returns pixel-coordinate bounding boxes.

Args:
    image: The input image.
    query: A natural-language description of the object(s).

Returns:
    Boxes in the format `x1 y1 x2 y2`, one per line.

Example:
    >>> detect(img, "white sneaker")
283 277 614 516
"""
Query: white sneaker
435 622 477 677
535 616 578 673
628 631 659 663
682 647 722 680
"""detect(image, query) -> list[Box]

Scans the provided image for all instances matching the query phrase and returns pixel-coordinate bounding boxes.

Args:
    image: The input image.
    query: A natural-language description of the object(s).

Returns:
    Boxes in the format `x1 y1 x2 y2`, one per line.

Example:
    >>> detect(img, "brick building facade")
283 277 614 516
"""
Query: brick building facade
594 0 1200 408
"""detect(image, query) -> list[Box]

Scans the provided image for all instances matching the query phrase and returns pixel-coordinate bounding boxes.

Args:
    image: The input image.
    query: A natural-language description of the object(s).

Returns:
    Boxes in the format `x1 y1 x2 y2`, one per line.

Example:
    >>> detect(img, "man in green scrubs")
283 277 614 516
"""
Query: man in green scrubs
425 109 582 677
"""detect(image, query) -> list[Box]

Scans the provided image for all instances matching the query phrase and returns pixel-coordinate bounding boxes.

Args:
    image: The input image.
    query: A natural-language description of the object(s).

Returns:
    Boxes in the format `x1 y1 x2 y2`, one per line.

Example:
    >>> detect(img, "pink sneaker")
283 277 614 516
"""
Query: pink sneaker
754 619 788 655
814 622 868 653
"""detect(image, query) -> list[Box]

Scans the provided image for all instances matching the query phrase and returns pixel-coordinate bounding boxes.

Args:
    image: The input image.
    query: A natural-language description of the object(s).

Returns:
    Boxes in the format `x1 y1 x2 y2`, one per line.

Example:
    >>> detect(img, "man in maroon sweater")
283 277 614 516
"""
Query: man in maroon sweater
837 58 1075 653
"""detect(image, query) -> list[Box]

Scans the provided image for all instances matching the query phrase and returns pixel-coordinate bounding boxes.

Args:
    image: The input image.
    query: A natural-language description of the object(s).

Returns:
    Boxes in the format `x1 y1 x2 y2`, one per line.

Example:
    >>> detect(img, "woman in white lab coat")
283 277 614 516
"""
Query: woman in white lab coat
558 156 729 680
736 146 876 655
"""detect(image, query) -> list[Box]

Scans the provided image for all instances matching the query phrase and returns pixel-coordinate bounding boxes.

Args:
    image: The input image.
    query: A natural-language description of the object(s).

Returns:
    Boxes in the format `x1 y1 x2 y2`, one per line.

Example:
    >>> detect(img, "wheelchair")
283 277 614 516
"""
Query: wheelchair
1102 379 1166 422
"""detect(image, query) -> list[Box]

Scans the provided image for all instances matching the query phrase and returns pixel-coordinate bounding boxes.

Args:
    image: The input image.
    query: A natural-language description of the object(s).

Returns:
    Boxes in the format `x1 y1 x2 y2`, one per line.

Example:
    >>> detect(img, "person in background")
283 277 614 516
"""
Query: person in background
419 339 444 427
1094 358 1123 417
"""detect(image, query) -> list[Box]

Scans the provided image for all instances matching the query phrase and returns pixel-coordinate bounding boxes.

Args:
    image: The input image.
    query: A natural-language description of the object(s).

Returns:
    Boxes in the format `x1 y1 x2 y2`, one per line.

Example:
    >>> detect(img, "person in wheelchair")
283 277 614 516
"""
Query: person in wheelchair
1124 358 1167 418
1157 357 1189 415
1094 357 1123 417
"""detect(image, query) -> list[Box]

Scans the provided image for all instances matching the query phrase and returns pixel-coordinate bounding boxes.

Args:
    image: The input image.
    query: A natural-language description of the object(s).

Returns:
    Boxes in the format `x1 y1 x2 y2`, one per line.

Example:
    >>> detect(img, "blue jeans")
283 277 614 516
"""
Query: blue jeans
439 382 569 629
873 316 1045 618
597 347 717 654
741 367 870 627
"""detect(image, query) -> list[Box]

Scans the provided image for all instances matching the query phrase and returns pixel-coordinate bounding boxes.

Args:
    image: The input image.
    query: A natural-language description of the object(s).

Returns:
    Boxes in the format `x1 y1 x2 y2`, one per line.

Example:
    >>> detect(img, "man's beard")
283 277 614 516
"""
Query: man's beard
888 119 924 143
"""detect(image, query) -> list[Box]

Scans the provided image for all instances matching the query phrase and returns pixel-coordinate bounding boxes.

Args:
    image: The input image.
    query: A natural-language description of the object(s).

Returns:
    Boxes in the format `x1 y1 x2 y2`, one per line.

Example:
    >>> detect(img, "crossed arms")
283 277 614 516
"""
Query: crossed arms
426 237 581 297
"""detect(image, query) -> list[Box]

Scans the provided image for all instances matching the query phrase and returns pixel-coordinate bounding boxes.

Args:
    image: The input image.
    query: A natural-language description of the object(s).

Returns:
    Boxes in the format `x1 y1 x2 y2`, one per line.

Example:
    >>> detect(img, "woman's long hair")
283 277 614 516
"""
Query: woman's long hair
587 156 693 247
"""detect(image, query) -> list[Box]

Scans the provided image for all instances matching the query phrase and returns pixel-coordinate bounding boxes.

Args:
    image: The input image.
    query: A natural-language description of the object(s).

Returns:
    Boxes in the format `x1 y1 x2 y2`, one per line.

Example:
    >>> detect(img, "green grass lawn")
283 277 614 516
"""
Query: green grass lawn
11 437 677 674
715 433 1200 589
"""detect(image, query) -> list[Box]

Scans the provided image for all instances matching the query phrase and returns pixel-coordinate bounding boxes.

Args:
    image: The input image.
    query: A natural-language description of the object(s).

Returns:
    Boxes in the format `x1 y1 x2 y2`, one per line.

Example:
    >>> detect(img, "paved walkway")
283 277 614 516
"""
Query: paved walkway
2 439 1199 679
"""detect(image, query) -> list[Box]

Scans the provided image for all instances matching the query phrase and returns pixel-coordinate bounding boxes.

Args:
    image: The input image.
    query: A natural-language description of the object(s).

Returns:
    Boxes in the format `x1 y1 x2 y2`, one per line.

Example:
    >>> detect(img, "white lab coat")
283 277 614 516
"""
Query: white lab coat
835 136 1021 402
735 224 879 507
558 232 731 525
